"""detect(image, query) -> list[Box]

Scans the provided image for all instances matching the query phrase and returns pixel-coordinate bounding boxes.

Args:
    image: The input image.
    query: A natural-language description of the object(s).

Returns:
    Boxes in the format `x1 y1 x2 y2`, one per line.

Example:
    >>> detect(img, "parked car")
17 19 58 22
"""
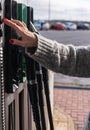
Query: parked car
42 22 50 30
77 23 90 30
34 20 44 30
65 22 77 30
50 22 66 30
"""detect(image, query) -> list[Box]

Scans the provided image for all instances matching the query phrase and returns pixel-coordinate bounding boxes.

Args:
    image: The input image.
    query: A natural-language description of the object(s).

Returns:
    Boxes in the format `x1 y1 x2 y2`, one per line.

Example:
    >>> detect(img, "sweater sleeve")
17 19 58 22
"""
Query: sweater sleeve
25 33 90 77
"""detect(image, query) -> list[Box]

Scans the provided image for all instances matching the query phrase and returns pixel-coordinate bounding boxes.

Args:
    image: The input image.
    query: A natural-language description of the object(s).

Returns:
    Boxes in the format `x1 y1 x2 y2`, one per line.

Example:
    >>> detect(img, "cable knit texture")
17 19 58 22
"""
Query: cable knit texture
26 33 90 77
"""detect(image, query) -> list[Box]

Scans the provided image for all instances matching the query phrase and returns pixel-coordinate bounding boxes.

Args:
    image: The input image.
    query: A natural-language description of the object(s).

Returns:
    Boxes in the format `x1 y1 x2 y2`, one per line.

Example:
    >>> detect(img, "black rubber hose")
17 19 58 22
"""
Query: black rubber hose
42 67 54 130
35 62 47 130
26 57 42 130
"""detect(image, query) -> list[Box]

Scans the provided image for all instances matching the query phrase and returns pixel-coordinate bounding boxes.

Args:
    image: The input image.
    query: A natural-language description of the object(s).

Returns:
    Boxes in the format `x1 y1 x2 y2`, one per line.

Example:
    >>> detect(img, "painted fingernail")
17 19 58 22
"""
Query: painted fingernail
9 39 14 44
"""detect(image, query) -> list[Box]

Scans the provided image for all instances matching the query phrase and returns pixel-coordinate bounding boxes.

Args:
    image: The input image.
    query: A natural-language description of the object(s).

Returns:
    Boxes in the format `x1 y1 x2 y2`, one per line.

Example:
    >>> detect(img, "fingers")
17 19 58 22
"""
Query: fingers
22 22 27 27
3 18 33 47
3 18 26 34
3 18 17 27
9 39 26 47
11 19 27 27
9 39 32 47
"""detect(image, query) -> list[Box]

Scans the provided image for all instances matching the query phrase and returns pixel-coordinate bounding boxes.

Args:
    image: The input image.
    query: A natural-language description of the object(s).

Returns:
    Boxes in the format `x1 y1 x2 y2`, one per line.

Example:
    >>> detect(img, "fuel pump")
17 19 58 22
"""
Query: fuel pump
26 5 54 129
4 0 19 93
29 23 54 130
26 6 47 130
0 0 54 129
17 2 27 83
17 3 42 130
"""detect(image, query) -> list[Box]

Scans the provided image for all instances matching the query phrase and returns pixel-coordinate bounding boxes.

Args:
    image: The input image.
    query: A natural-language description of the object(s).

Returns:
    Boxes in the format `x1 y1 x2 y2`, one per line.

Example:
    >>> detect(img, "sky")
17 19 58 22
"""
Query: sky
28 0 90 21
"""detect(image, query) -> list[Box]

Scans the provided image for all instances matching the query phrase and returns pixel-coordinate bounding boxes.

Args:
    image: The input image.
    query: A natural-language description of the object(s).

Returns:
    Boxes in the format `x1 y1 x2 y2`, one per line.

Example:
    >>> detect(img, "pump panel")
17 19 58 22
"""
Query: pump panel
4 0 19 93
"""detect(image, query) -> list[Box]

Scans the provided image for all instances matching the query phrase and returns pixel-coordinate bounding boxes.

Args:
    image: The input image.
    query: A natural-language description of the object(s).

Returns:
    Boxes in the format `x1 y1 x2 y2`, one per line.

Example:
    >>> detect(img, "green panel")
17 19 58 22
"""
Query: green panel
17 3 27 82
18 3 27 24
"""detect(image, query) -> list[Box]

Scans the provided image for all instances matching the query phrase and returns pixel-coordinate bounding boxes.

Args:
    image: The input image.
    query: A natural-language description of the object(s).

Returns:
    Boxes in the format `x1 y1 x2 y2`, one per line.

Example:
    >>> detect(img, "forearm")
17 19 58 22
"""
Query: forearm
26 33 90 77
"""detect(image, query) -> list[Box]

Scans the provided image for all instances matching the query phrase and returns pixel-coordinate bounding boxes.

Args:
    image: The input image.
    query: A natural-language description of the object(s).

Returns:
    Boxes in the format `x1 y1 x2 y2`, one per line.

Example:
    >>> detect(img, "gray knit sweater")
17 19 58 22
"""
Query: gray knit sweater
26 33 90 77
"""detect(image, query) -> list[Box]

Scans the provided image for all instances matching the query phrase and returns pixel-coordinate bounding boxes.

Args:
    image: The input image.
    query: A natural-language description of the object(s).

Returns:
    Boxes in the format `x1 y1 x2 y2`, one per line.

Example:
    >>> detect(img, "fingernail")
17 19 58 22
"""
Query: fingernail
2 18 8 22
9 39 14 44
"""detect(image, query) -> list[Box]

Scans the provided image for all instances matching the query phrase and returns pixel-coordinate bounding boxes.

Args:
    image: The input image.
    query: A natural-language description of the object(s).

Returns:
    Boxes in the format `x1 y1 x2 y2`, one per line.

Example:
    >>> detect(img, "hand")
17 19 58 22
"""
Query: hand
3 18 38 47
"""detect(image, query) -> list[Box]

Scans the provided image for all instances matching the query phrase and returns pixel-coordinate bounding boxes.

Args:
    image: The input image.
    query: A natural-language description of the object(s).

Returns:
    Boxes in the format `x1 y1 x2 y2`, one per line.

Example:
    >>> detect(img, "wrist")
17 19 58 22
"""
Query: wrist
27 33 38 55
32 33 38 47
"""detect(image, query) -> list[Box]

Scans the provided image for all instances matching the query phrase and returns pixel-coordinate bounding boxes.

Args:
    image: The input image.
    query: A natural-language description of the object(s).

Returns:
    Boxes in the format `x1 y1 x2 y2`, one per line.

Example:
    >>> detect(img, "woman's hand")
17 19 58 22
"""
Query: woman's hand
3 18 38 47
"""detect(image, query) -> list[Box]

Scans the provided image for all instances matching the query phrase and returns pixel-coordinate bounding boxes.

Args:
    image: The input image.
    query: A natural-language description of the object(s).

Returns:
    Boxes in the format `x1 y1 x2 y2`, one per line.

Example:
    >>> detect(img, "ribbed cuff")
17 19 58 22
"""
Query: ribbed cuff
26 33 54 64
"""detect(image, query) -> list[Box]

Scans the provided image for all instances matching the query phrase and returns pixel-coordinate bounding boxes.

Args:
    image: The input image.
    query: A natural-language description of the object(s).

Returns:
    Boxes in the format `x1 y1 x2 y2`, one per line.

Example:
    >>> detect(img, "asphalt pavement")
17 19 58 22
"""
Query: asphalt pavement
40 30 90 46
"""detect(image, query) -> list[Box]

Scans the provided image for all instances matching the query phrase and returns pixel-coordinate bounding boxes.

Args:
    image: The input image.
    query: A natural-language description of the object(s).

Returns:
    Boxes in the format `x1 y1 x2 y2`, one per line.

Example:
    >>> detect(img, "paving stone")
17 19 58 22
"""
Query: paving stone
54 88 90 130
53 108 75 130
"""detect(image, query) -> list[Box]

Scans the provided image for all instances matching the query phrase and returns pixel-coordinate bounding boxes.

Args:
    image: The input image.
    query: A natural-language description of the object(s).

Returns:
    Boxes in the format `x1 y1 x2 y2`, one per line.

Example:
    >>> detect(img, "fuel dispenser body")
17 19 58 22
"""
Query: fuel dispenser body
4 0 19 93
0 0 54 130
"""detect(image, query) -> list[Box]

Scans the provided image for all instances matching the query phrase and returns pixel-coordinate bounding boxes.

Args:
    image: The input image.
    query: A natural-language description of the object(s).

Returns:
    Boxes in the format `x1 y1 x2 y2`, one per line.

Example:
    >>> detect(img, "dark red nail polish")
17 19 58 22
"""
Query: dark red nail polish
9 39 14 44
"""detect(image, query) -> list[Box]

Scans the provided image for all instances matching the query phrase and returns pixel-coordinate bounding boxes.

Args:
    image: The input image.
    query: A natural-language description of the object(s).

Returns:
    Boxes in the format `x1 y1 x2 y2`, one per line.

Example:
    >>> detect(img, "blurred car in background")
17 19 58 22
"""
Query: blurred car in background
65 22 77 30
34 20 44 30
50 22 66 30
42 22 50 30
77 23 90 30
34 21 42 30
